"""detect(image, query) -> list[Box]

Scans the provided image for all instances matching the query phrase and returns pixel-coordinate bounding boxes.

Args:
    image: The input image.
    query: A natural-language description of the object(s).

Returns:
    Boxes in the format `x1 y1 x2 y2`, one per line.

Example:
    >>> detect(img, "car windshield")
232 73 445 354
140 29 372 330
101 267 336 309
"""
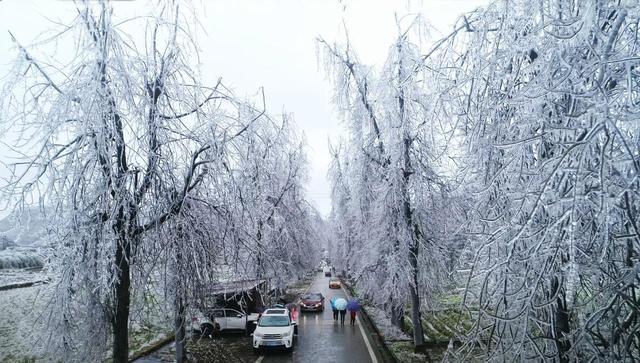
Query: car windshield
330 278 339 282
258 315 290 327
304 294 322 300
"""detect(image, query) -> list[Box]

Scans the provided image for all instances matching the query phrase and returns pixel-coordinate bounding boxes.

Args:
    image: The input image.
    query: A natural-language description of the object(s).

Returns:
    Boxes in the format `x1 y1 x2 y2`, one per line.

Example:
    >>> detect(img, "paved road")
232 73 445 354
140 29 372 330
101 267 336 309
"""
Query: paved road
259 272 374 363
135 273 376 362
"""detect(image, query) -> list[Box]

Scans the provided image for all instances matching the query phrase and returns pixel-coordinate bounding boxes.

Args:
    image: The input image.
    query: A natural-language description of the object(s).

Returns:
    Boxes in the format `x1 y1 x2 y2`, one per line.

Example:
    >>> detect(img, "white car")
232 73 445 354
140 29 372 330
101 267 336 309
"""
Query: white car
252 308 297 353
323 266 332 277
192 308 259 336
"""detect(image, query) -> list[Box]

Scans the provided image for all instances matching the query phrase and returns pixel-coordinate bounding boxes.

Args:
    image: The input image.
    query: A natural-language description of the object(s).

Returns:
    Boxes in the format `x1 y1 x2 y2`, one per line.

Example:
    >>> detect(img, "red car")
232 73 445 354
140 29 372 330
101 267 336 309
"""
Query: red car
300 292 325 312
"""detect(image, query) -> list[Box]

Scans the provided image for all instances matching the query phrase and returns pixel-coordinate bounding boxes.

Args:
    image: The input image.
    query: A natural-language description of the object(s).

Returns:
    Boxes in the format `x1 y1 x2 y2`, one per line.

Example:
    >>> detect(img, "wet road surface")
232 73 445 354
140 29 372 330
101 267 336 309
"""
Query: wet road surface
134 273 375 362
259 272 374 363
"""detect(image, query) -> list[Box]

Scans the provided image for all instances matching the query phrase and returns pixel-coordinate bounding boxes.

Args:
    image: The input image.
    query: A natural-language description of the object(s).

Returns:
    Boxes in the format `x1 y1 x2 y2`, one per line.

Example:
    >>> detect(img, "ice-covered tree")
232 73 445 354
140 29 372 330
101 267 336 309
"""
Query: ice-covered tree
0 2 221 360
1 1 318 361
321 19 451 351
437 0 640 360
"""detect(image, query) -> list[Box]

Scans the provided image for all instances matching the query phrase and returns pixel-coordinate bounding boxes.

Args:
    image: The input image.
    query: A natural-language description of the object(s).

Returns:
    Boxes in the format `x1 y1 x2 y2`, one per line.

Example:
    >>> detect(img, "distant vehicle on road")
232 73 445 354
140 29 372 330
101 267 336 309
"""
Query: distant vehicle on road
317 260 328 272
329 277 341 289
253 308 297 353
323 266 332 277
192 308 259 336
300 292 325 312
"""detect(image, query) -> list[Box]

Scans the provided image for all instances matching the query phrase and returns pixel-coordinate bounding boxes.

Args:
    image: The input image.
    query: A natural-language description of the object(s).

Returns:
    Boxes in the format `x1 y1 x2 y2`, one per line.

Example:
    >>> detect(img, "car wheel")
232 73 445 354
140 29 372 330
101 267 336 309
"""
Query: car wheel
200 323 215 337
246 322 257 335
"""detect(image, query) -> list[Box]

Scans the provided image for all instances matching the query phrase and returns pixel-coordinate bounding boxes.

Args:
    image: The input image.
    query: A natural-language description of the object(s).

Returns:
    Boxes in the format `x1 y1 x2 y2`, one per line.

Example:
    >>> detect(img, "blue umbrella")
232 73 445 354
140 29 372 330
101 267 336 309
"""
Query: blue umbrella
347 299 361 311
330 297 337 310
334 298 348 310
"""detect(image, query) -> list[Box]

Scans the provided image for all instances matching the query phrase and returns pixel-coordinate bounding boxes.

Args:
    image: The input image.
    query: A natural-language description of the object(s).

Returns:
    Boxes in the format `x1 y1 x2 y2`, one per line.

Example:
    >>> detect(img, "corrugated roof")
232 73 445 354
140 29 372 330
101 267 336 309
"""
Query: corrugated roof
206 279 266 295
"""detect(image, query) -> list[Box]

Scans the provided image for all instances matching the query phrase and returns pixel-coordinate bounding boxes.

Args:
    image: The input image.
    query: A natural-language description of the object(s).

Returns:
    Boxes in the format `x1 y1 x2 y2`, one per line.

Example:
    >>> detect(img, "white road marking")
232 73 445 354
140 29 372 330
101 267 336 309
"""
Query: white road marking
340 285 378 363
254 355 264 363
356 313 378 363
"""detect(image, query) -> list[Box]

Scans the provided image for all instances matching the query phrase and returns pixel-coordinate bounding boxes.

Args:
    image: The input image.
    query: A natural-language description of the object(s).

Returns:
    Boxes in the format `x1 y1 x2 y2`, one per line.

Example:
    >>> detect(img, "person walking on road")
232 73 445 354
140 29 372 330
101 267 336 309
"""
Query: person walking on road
330 297 338 321
333 298 349 325
347 299 361 326
339 307 347 325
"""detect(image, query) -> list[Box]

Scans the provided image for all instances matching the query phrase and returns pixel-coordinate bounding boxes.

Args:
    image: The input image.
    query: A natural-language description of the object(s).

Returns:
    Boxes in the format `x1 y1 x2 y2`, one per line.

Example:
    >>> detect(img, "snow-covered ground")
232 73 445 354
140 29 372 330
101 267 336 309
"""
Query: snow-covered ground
0 246 45 270
0 277 175 362
0 284 53 362
0 268 49 289
365 305 411 342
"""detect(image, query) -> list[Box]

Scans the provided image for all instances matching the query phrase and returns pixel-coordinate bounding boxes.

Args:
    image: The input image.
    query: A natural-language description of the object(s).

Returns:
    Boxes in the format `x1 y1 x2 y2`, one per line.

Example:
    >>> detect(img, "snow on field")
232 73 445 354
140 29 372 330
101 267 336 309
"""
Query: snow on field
365 305 411 342
0 268 49 289
0 247 45 270
0 284 53 362
0 278 174 362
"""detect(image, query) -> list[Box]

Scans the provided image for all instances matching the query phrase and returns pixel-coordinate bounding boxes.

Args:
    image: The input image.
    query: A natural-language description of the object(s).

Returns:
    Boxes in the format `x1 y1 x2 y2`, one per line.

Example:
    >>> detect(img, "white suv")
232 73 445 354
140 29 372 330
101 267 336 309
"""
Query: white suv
192 308 259 336
252 308 296 353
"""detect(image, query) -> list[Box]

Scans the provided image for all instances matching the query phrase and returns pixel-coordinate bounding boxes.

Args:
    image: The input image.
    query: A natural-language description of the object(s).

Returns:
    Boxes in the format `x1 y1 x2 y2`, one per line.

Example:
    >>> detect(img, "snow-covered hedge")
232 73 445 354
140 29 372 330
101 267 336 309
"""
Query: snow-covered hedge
365 305 411 342
0 249 44 269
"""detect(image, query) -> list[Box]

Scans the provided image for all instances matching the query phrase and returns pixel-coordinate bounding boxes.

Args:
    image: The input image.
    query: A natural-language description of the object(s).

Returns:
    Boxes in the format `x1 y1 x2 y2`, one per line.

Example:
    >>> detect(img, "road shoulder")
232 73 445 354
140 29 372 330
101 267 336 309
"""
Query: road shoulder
340 280 392 363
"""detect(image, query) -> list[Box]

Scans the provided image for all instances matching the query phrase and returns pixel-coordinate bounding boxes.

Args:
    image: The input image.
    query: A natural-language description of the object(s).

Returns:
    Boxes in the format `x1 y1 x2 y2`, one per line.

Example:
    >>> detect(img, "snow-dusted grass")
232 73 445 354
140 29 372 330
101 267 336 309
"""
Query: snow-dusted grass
419 291 476 342
421 308 474 342
284 273 316 297
0 273 172 362
0 269 49 289
347 283 478 363
0 247 44 270
127 280 175 360
365 305 411 342
0 285 54 363
390 341 431 363
129 327 173 360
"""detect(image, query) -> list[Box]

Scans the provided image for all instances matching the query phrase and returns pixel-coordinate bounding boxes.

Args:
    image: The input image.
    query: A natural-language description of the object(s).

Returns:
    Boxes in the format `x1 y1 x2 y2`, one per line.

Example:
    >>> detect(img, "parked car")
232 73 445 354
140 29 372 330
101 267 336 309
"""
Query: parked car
192 308 260 336
328 277 341 289
252 308 297 353
300 292 324 312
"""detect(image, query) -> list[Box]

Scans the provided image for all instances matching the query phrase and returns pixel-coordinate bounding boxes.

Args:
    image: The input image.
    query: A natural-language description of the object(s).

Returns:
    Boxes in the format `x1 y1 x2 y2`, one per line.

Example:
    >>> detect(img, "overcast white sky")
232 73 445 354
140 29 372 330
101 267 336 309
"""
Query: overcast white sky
0 0 487 216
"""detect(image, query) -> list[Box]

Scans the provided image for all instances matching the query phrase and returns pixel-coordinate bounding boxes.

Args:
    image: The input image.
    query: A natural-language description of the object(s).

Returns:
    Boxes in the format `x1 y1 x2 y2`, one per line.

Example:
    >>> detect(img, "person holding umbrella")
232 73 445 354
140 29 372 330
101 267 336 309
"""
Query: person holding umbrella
347 299 361 326
333 298 348 325
330 296 339 321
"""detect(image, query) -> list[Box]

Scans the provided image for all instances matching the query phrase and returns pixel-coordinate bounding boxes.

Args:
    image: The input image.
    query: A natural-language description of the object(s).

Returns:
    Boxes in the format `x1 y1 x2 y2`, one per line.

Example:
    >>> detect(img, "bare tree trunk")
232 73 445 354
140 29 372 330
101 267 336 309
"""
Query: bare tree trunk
408 235 426 353
403 143 426 353
175 294 186 363
397 38 426 353
551 276 570 362
391 304 405 330
174 228 186 363
256 219 264 278
112 213 131 363
409 284 426 352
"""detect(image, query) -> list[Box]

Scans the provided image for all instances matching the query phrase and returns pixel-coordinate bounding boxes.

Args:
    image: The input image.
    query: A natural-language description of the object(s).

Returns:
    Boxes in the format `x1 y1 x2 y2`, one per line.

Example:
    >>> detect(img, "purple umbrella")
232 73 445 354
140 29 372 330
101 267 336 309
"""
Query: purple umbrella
347 299 361 311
